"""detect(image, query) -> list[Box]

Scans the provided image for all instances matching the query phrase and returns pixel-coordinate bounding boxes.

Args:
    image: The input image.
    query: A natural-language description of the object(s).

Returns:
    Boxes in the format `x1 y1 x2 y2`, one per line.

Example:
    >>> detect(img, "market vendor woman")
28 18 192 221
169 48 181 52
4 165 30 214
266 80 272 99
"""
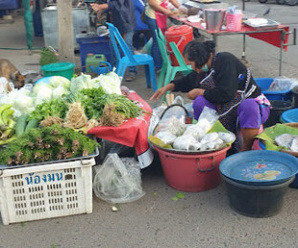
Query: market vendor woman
150 40 271 153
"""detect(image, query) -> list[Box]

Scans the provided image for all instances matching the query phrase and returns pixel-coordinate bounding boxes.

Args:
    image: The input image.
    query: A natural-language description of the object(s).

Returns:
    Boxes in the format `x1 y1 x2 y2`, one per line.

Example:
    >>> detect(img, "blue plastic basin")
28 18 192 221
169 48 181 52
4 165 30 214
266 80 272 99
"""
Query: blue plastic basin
255 78 292 101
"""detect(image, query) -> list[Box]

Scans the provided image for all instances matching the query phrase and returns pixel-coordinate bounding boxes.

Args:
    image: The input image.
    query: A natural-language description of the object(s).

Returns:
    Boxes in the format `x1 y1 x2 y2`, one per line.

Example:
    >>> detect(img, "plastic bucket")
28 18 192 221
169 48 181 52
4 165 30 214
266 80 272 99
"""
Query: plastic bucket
263 100 294 128
255 78 292 101
204 9 226 32
165 25 193 66
41 62 75 80
222 175 294 218
154 145 230 192
226 12 242 32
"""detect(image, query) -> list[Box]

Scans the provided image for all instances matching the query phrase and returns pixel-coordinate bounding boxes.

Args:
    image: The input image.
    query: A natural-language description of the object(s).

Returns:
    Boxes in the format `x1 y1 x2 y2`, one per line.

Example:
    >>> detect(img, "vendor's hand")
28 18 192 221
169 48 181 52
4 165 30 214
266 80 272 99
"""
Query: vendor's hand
178 5 188 15
167 9 179 16
90 3 102 12
187 88 205 100
150 88 167 101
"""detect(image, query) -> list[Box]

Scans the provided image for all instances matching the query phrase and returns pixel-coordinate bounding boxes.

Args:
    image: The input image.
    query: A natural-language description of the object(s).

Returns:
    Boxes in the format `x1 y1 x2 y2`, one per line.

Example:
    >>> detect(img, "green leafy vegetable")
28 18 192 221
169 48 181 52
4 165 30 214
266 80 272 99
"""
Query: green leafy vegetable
0 124 100 165
28 99 69 121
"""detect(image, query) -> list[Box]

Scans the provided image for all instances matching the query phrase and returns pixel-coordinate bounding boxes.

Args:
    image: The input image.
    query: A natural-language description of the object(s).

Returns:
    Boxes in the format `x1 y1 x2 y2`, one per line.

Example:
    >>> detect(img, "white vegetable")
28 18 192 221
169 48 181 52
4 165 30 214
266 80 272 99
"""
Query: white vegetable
49 76 70 89
96 73 122 95
70 73 96 95
52 85 68 99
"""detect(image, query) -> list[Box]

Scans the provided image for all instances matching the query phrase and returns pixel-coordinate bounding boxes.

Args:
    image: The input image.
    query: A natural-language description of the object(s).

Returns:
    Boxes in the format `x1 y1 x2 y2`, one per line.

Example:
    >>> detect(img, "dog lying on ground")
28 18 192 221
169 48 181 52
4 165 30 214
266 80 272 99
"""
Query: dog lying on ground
0 58 25 89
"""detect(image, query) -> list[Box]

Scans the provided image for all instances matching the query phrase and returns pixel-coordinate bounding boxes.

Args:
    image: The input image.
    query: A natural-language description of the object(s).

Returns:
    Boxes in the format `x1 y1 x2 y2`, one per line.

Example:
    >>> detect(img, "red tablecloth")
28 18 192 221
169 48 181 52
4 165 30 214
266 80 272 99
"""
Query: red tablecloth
87 91 153 168
174 17 290 52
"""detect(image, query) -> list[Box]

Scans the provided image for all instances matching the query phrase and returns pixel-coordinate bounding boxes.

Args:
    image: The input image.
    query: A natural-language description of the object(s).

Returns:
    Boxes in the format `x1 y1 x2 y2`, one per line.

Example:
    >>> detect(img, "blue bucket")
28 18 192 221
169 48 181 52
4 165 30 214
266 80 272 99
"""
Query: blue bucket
255 78 292 101
280 108 298 123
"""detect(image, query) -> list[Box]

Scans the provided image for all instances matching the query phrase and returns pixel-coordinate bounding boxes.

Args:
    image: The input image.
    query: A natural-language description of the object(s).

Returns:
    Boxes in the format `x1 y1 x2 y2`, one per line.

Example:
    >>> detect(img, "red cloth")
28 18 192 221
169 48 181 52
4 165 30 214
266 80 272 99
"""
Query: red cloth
87 91 153 157
248 25 289 52
173 17 290 52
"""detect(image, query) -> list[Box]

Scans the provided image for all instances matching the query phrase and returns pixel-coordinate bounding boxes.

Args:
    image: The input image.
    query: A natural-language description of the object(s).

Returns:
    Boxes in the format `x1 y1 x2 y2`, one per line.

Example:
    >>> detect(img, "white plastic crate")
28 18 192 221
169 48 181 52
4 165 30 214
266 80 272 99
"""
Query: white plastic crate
0 158 95 225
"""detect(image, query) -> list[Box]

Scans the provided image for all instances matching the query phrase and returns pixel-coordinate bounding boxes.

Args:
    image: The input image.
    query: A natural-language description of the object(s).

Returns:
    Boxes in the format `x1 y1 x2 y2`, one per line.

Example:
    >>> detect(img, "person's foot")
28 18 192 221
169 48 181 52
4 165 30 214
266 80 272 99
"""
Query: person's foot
125 72 136 82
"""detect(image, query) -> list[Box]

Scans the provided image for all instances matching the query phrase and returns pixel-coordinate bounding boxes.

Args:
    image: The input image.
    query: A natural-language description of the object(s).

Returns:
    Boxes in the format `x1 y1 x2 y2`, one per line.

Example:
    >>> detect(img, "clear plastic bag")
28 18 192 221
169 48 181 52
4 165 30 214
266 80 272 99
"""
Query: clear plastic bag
93 153 145 204
269 76 298 91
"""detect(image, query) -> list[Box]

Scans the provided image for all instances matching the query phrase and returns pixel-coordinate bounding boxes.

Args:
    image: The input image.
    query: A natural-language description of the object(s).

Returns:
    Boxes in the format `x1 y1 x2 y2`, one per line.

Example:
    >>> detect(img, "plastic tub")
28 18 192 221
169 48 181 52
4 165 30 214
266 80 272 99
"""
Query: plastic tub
255 78 292 101
263 100 294 128
280 108 298 123
222 175 294 218
154 145 230 192
41 62 75 80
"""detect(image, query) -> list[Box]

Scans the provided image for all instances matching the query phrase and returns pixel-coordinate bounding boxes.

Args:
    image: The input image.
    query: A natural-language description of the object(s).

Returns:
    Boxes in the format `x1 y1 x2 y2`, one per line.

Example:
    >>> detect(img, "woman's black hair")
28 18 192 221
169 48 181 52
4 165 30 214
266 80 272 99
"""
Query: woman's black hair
183 40 216 69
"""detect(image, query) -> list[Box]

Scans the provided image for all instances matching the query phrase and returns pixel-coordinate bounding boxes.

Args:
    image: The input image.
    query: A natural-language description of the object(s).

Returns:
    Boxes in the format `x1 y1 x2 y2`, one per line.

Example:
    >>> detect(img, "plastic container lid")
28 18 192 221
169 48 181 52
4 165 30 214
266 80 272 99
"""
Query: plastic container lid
165 25 193 36
41 62 75 72
220 150 298 186
280 108 298 123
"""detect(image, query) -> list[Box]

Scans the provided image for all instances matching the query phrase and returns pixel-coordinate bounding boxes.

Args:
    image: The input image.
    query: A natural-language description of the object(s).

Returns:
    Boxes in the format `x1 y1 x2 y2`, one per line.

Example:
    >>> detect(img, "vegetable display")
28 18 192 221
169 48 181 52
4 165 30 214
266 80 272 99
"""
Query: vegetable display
0 72 147 166
0 104 16 145
0 124 100 166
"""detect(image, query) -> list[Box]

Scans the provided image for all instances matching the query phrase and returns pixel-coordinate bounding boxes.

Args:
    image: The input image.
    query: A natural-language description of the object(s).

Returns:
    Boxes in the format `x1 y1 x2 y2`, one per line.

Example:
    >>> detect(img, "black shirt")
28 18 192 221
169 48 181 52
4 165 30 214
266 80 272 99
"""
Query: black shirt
172 52 261 104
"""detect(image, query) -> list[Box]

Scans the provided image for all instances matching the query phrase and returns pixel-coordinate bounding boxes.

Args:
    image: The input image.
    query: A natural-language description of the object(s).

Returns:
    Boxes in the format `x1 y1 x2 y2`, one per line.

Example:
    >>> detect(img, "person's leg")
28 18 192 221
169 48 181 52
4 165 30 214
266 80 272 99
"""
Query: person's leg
124 30 137 81
193 96 217 120
144 15 162 71
238 99 270 151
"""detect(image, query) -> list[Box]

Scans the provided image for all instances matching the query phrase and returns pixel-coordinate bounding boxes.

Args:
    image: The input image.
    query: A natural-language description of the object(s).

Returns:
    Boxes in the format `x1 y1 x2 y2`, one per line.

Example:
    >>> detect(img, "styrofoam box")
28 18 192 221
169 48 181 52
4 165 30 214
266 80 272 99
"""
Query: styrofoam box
0 158 95 225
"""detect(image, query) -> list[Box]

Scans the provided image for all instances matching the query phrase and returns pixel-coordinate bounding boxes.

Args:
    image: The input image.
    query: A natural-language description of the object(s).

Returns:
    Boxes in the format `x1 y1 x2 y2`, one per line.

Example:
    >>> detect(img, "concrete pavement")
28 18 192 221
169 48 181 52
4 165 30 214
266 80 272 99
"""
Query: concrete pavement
0 2 298 248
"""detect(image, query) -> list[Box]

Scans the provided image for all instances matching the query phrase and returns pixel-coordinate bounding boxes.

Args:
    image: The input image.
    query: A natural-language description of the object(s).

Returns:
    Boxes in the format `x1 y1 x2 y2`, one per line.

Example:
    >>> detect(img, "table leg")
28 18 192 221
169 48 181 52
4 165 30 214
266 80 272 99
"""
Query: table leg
242 34 246 60
279 38 283 76
213 34 218 52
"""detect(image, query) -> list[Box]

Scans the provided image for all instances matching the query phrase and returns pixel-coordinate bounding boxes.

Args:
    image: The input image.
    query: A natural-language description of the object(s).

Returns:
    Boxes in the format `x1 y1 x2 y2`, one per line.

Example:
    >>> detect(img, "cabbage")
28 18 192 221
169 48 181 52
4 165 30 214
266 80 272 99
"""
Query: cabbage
49 76 71 89
52 86 69 99
34 87 53 106
69 73 97 95
33 82 53 96
96 73 122 95
0 88 35 117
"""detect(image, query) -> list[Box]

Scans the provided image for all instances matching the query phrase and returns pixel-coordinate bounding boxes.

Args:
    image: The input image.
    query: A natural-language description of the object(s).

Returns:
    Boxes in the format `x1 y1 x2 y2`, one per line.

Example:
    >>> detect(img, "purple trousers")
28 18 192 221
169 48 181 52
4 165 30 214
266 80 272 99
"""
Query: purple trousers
193 96 270 129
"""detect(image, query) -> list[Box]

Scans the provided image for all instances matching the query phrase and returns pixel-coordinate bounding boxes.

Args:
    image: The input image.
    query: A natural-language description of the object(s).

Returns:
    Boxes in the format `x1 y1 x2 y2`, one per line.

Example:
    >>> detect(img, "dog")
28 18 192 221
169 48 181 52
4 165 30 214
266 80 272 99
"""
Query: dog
0 58 25 89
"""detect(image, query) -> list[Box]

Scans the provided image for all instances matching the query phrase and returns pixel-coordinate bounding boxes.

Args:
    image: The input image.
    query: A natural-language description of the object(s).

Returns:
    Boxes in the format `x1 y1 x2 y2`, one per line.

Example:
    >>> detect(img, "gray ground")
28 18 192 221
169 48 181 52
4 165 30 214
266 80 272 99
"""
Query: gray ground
0 1 298 248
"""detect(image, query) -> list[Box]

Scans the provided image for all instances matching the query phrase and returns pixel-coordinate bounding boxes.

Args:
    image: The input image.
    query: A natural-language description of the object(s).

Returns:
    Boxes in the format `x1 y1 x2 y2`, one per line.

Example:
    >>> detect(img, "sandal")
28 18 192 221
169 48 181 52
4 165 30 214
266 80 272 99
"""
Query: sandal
125 72 136 82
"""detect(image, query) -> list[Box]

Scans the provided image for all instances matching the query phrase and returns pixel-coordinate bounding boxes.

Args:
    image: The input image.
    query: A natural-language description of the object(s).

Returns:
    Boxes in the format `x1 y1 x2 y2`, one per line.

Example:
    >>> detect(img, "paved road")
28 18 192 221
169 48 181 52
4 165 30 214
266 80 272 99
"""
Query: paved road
0 2 298 248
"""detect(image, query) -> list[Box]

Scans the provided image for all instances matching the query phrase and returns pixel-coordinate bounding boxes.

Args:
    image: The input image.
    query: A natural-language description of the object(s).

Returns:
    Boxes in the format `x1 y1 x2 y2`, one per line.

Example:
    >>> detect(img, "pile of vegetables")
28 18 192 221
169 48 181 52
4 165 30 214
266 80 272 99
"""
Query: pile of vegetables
0 124 99 166
0 72 148 165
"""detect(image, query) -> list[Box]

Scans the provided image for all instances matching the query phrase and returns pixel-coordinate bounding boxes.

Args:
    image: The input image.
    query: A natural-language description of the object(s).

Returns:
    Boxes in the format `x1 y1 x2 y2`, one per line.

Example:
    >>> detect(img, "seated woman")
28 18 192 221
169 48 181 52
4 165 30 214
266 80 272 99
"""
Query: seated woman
150 40 271 153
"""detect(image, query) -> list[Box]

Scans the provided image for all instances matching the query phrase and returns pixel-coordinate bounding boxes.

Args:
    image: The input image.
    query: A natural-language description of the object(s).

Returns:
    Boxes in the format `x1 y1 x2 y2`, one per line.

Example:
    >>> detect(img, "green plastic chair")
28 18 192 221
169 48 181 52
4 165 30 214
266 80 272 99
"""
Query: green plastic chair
155 28 192 89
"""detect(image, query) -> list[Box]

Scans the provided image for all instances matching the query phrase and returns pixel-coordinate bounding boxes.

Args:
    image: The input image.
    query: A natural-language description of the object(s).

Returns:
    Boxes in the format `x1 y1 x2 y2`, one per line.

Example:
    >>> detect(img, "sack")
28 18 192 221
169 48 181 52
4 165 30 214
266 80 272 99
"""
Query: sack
93 153 145 204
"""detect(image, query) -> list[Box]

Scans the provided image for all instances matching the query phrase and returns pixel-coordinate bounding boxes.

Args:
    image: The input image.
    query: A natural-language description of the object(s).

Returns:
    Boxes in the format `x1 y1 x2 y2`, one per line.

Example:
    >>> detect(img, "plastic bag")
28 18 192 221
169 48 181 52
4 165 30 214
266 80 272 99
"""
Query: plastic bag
172 134 199 150
196 106 219 134
269 76 297 91
93 153 145 204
